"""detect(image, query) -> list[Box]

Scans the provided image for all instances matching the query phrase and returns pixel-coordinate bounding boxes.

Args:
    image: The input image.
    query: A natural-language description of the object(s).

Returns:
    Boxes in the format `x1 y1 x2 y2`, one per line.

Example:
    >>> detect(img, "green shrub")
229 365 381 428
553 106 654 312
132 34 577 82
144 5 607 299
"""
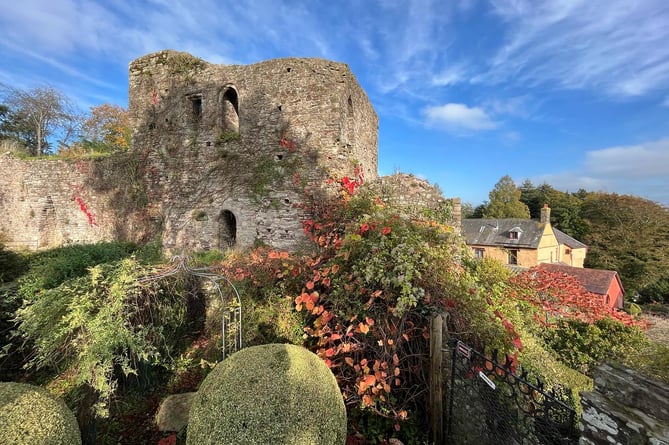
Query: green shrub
642 303 669 317
187 344 347 445
0 382 81 444
15 257 188 416
518 335 592 417
17 242 142 299
542 318 648 376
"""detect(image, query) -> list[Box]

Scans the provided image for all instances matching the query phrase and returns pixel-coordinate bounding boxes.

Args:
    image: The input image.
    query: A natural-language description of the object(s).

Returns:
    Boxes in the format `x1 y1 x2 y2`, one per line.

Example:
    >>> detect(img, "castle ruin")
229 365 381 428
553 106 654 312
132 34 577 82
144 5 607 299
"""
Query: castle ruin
0 50 454 253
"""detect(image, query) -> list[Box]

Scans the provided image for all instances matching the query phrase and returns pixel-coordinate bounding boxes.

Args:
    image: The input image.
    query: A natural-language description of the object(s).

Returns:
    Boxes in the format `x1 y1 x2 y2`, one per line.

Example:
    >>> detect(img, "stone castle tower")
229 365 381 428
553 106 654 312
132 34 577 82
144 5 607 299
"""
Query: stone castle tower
128 50 379 251
0 50 381 252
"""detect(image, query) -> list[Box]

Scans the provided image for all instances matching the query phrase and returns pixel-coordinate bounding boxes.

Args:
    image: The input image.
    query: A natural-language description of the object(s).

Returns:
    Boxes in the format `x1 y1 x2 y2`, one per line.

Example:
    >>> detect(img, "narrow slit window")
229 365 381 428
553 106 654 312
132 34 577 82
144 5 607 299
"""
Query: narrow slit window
189 94 203 121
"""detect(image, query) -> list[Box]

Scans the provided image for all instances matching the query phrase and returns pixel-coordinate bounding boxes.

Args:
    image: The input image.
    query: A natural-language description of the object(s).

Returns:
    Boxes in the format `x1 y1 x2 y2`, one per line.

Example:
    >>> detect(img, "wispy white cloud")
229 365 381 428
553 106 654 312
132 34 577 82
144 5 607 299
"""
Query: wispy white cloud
482 0 669 98
424 103 498 132
432 65 467 87
585 138 669 178
533 138 669 204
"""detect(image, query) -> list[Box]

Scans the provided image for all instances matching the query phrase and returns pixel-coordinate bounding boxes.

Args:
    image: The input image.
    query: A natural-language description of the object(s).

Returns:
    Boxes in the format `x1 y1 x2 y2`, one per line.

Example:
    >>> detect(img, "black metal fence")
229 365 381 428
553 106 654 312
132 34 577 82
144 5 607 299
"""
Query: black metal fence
445 338 578 445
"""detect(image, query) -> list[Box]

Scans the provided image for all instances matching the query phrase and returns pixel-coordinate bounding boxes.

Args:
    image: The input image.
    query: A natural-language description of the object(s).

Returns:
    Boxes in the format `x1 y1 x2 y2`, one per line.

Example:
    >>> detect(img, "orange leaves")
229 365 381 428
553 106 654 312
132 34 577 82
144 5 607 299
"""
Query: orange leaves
357 374 376 394
294 291 319 312
267 250 290 260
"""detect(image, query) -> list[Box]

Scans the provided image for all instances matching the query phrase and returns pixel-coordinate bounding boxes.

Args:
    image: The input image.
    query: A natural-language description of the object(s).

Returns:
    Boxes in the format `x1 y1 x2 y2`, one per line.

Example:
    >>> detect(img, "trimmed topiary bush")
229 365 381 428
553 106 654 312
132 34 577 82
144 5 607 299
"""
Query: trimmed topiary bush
0 382 81 445
187 343 346 445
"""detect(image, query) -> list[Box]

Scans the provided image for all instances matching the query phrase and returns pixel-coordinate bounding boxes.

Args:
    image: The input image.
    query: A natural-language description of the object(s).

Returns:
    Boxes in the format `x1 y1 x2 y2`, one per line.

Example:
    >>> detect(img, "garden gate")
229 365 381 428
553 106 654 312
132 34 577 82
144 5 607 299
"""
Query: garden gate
138 254 242 359
444 337 578 445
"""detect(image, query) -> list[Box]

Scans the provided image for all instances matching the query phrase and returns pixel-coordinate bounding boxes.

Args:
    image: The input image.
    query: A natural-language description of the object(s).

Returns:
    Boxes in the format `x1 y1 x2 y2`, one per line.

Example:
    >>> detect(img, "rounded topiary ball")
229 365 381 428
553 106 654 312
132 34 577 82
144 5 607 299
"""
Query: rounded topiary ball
187 344 346 445
0 382 81 445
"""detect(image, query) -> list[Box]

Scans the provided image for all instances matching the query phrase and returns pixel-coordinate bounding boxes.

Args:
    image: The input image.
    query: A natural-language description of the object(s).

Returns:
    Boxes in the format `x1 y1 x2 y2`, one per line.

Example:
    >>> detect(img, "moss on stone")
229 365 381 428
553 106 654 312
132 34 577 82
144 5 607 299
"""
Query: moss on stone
187 343 346 445
0 382 81 445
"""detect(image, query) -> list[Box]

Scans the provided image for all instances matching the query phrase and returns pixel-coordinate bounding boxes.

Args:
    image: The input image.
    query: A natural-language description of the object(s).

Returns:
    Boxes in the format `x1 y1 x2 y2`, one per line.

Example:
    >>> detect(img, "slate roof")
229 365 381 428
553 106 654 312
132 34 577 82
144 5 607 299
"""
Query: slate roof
462 219 588 251
538 263 624 296
461 219 548 249
553 228 588 249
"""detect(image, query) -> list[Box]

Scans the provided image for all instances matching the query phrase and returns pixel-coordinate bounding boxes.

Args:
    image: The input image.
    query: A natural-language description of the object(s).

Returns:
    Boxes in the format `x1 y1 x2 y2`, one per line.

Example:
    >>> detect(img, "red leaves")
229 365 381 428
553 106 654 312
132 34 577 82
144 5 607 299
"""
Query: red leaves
510 267 643 328
157 435 176 445
294 291 319 312
340 165 365 196
342 176 358 195
73 192 98 227
279 137 296 152
267 250 289 259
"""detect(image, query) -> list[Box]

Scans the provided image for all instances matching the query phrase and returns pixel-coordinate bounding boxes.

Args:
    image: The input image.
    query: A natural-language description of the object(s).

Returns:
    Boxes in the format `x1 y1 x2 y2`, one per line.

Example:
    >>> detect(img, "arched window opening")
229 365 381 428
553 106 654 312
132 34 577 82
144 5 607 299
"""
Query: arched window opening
221 87 239 135
219 210 237 248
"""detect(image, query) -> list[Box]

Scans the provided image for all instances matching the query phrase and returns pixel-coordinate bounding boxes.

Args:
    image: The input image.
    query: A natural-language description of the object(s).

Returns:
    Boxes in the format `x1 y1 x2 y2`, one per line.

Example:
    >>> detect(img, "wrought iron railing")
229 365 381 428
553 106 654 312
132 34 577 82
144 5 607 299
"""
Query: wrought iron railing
445 338 578 445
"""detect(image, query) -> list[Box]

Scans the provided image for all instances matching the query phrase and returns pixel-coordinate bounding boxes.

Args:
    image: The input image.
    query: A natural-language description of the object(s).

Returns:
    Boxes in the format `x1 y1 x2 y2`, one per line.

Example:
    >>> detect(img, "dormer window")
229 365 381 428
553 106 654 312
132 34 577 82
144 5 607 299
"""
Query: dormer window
509 227 522 240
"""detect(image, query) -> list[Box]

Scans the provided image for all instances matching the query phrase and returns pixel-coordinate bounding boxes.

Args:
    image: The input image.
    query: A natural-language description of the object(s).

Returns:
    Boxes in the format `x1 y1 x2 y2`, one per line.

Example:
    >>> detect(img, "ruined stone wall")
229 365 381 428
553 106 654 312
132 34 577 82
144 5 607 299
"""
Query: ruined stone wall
1 51 463 254
127 50 379 252
580 364 669 444
0 154 117 249
368 173 461 232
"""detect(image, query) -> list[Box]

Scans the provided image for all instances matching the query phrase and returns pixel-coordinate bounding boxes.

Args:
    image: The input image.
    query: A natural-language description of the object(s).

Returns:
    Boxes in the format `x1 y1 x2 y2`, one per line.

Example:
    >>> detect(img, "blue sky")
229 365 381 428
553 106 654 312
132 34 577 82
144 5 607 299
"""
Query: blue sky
2 0 669 206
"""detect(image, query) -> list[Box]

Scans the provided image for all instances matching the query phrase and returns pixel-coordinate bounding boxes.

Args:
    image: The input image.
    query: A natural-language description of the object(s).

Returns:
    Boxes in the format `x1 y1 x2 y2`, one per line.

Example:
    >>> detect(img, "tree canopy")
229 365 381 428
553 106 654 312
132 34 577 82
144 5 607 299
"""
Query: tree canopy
519 180 588 239
77 104 131 153
0 84 79 156
515 180 669 300
580 193 669 296
484 175 530 218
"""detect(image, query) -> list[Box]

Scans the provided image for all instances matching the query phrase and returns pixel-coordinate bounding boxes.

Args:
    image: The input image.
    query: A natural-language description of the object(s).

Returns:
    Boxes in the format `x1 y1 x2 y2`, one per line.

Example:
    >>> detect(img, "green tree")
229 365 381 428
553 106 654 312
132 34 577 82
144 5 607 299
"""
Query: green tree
581 193 669 295
0 103 37 149
519 181 588 239
485 175 530 218
0 84 79 155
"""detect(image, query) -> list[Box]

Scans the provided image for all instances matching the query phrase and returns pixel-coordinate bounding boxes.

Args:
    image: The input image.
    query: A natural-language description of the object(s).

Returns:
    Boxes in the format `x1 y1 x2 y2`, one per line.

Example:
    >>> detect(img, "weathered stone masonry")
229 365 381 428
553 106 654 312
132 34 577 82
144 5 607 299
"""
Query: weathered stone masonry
0 50 457 252
0 50 384 252
0 156 117 249
1 50 460 253
580 364 669 444
127 50 379 252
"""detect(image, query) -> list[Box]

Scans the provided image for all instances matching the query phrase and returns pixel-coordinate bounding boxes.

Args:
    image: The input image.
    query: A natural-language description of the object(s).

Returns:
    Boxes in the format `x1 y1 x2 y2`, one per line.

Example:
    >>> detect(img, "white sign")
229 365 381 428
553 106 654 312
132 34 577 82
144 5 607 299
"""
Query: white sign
478 371 496 390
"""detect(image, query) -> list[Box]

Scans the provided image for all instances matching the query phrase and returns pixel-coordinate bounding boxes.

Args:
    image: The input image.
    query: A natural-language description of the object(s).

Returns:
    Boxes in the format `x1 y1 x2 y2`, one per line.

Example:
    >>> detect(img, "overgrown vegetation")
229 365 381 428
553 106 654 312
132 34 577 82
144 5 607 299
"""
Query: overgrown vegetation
0 169 664 444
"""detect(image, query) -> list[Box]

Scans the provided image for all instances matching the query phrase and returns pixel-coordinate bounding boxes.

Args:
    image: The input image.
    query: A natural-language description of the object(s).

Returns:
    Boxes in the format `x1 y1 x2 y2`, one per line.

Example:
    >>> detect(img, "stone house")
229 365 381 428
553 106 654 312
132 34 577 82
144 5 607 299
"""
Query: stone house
461 205 587 267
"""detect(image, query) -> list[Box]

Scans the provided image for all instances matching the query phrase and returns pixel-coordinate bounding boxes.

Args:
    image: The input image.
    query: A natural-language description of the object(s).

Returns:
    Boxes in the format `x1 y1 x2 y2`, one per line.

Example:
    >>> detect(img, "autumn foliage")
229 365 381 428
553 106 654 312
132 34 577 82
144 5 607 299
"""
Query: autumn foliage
217 166 470 439
509 267 644 328
216 163 650 442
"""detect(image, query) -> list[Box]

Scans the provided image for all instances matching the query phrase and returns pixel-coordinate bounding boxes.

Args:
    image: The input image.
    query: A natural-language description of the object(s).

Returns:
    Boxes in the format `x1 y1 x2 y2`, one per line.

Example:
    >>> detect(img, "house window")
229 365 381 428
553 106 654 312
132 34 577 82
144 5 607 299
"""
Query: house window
509 228 521 240
565 248 572 255
508 249 519 265
474 248 484 259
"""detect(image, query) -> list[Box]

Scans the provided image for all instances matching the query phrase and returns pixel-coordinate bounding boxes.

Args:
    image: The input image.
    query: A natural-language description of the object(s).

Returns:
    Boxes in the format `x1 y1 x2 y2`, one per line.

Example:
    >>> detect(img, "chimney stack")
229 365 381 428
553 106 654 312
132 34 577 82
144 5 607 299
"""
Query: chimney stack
541 203 551 224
